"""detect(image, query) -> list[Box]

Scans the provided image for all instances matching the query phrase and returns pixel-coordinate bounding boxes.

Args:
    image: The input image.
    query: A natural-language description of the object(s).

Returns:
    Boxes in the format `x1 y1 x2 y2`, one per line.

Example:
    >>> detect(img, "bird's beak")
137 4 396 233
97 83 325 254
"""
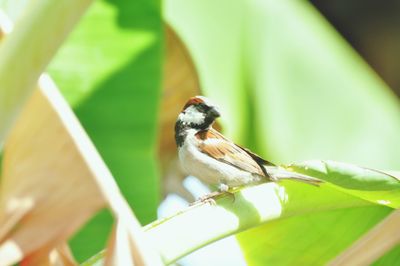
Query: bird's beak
210 107 221 118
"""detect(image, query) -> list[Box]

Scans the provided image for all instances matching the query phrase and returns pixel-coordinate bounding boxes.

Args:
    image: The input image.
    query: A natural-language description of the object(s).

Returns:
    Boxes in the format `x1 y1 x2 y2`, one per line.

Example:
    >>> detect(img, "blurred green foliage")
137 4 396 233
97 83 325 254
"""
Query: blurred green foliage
166 0 400 264
47 0 162 262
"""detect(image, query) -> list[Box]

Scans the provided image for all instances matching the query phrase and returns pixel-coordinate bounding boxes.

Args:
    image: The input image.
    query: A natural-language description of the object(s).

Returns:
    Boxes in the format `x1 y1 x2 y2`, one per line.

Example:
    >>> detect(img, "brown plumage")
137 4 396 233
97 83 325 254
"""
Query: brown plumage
195 129 269 177
175 95 321 191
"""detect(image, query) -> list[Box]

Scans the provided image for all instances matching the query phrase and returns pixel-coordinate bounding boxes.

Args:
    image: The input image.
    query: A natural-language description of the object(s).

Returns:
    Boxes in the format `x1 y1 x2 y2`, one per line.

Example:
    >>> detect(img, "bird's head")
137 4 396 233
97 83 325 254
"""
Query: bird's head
177 96 221 130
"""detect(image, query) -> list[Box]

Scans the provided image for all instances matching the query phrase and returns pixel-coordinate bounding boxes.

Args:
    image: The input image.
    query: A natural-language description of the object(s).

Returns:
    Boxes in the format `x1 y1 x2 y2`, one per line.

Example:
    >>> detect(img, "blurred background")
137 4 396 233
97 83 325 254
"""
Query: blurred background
312 0 400 96
1 0 400 265
161 1 400 265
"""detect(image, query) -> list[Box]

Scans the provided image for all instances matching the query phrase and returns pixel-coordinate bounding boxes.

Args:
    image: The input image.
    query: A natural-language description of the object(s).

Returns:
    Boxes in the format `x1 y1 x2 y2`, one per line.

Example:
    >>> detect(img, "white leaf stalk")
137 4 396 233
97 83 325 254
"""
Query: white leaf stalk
0 0 93 142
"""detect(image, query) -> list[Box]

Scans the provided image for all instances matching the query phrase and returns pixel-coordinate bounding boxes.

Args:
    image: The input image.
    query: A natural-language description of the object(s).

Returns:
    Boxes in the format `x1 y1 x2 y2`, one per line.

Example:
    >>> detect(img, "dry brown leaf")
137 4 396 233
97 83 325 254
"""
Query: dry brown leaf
159 25 200 160
0 77 106 265
159 25 200 201
160 25 222 158
105 219 152 266
21 242 77 266
0 75 163 265
104 195 164 266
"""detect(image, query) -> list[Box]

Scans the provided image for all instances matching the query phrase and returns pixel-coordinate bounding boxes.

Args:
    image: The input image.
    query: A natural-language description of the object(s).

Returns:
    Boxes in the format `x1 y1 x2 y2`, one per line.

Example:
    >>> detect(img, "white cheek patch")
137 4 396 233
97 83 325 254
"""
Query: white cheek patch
179 105 205 125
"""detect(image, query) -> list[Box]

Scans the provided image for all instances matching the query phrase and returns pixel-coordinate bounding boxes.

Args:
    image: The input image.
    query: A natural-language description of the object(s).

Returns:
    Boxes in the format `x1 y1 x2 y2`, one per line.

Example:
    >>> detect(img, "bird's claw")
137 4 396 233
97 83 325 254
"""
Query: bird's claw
190 190 226 206
190 186 237 206
190 195 217 206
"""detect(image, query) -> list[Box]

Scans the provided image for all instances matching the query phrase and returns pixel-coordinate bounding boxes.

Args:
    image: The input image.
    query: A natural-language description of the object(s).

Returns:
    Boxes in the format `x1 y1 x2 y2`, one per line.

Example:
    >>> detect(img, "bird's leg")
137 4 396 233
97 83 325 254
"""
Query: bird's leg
219 183 235 203
190 183 232 206
190 191 221 206
218 183 229 192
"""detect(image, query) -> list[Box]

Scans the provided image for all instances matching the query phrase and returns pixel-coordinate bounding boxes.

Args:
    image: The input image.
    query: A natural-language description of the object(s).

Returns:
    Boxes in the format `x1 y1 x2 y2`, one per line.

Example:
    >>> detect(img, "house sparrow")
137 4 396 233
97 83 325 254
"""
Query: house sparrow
175 96 320 198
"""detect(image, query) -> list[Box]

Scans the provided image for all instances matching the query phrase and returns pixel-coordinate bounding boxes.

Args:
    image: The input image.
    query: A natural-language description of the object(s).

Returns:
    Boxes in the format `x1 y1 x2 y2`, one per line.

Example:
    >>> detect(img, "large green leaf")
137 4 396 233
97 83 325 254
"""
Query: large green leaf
165 0 400 264
140 161 398 264
84 159 400 265
238 206 392 265
47 0 162 262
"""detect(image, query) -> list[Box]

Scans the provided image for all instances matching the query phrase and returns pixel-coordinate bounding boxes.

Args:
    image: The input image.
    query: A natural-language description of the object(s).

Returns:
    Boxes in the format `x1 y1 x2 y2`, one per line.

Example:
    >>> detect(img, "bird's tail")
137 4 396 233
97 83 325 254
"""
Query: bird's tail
264 166 322 186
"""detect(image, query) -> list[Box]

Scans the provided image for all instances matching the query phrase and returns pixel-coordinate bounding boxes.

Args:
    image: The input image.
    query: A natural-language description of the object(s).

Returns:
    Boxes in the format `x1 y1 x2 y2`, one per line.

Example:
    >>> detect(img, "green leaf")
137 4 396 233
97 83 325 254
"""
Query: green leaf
142 180 373 264
288 161 400 191
83 160 399 265
165 0 400 264
238 206 392 266
47 0 162 262
287 160 400 209
141 173 395 265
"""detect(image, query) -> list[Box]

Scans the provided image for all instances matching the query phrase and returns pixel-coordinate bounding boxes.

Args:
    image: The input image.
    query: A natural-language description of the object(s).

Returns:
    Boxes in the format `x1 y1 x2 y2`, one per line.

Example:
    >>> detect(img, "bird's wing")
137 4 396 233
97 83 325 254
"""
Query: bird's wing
236 144 275 167
195 129 266 176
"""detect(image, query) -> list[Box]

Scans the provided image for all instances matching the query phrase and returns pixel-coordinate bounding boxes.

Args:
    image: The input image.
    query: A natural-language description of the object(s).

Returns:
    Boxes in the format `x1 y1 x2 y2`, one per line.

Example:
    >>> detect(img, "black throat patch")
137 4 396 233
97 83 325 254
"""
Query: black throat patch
174 118 214 147
175 120 189 147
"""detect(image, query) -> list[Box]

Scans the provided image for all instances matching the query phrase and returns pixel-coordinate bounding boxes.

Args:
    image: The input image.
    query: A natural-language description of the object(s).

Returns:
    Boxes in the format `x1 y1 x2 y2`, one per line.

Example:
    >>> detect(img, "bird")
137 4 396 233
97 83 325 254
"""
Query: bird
175 96 320 200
